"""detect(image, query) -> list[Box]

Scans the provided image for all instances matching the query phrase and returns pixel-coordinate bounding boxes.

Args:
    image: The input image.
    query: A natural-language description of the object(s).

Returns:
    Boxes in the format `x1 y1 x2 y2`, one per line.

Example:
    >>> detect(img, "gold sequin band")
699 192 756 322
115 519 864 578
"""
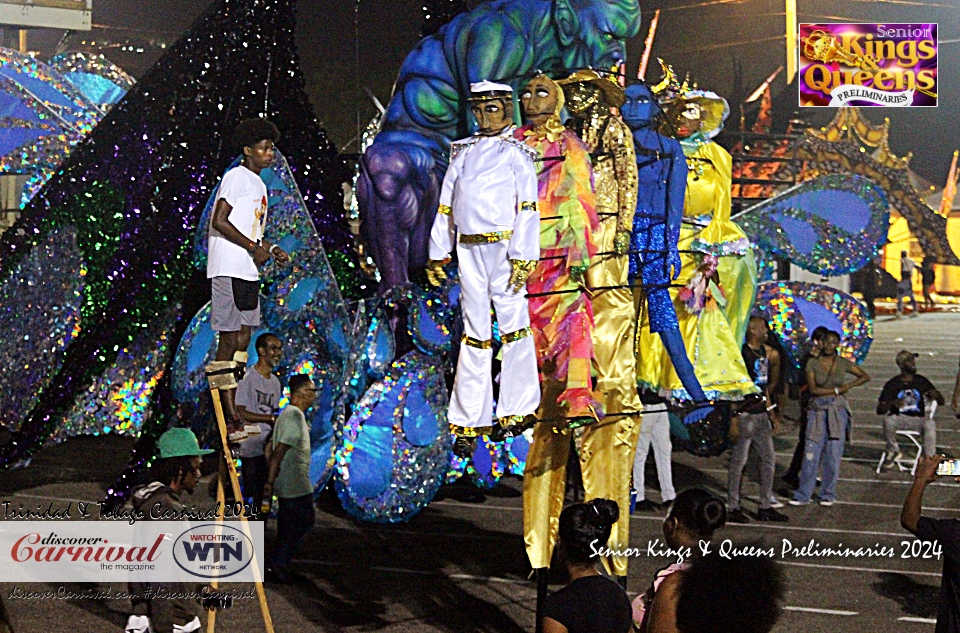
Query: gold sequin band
450 423 496 437
501 326 532 344
519 201 537 213
438 204 452 216
462 335 492 349
459 230 513 244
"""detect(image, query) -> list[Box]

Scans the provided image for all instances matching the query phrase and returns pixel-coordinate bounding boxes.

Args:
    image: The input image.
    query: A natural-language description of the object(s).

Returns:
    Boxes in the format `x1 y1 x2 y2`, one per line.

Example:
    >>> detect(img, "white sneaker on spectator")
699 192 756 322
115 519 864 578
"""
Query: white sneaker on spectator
768 496 785 509
819 499 835 506
882 450 902 470
125 615 150 633
174 617 202 633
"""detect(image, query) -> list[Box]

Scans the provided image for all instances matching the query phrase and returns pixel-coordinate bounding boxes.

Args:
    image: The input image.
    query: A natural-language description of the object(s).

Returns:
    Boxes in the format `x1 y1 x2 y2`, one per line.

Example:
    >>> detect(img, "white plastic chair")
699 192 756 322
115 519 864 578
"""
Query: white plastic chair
875 401 935 476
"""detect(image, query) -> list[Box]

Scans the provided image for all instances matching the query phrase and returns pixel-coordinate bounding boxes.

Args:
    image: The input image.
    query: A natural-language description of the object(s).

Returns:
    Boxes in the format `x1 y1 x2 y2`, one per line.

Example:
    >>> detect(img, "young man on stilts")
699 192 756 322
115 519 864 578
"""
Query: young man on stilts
205 118 289 437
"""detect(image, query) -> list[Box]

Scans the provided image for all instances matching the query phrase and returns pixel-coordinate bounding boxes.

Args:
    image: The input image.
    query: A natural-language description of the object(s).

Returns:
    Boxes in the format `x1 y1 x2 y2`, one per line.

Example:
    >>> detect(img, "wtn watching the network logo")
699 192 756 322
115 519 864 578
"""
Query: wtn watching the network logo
173 524 255 579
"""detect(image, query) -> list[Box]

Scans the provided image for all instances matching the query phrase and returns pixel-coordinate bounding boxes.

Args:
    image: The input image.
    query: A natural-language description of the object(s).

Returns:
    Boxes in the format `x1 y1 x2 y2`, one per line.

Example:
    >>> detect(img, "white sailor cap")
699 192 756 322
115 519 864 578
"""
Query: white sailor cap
468 81 513 101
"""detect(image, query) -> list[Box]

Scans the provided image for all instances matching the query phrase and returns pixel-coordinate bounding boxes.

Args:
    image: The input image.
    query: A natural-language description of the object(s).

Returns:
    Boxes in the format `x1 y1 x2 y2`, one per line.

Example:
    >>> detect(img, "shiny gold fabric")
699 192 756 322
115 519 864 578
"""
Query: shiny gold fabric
523 379 570 570
635 140 758 400
576 416 642 576
459 230 513 244
525 112 642 578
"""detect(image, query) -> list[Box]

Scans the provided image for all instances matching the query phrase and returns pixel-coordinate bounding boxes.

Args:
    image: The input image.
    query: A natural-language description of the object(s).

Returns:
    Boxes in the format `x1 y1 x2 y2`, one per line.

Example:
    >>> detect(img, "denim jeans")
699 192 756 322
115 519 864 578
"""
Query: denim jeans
795 409 849 502
728 412 776 511
269 493 316 570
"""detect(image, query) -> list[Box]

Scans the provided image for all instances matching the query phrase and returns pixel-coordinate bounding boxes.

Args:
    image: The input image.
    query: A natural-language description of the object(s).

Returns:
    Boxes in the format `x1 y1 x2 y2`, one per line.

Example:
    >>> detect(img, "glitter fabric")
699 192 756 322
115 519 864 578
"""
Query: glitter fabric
0 0 351 496
0 48 103 205
55 305 178 441
0 227 84 432
754 280 873 371
407 283 458 355
738 174 890 277
466 436 506 489
50 52 135 112
336 351 452 523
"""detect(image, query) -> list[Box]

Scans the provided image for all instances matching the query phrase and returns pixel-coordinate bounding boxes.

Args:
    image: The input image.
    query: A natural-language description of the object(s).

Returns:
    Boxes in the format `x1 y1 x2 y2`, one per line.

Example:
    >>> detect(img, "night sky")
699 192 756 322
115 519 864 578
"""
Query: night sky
23 0 960 185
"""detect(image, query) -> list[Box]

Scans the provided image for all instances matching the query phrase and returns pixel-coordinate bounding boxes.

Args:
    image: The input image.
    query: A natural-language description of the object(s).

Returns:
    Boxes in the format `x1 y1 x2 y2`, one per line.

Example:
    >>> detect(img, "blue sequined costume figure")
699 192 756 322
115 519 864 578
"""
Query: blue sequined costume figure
623 83 710 420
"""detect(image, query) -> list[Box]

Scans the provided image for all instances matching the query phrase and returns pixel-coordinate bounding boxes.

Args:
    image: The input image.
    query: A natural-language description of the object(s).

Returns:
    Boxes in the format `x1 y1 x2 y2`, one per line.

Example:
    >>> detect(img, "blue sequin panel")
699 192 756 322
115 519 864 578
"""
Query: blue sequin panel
335 351 452 523
755 280 873 371
739 174 889 277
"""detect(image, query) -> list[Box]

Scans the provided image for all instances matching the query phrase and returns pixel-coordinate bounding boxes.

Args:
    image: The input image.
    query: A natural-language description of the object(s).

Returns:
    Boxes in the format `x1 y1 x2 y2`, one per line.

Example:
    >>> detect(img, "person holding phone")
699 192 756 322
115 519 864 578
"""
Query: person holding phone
901 455 960 633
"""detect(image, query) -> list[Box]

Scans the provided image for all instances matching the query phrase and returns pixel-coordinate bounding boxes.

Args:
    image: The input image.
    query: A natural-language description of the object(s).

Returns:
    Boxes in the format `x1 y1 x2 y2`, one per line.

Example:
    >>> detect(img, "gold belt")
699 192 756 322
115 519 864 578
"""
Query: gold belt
459 230 513 244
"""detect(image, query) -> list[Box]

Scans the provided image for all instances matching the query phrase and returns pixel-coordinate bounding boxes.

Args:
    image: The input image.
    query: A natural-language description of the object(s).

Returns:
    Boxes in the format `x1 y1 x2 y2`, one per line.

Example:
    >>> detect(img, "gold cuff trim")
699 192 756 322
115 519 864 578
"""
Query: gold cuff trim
459 230 513 244
499 414 527 427
232 351 248 364
462 335 492 349
450 423 496 437
519 201 537 213
438 204 452 216
501 326 532 344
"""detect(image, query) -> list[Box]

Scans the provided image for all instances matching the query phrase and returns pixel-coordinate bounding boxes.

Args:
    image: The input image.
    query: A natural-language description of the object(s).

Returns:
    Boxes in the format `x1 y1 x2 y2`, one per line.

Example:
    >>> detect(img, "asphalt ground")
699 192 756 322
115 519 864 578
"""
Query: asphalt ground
2 308 960 631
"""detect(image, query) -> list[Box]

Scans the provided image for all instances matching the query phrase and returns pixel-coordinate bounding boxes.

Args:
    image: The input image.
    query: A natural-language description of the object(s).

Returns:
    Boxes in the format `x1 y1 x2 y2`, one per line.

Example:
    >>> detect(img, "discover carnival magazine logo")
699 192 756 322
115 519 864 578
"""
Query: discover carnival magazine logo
799 23 937 107
0 521 264 583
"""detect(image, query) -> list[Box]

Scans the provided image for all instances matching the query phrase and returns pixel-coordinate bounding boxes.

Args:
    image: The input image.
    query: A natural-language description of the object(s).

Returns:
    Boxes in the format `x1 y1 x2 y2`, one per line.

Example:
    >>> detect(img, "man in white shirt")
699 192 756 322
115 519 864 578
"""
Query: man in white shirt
426 81 541 445
205 118 289 428
897 250 919 318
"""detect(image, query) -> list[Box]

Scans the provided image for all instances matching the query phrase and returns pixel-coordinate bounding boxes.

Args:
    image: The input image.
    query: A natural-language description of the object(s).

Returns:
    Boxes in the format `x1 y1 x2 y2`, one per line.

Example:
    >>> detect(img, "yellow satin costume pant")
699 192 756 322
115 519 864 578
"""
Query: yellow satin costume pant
523 214 642 577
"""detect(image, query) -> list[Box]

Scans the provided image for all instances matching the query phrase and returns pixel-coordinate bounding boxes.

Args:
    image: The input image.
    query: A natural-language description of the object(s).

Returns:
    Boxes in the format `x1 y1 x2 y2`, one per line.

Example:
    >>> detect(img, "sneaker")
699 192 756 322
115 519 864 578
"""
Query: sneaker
768 496 785 509
727 509 750 523
660 499 674 512
636 499 659 512
882 450 902 470
125 615 150 633
788 499 811 506
819 499 835 507
756 508 789 522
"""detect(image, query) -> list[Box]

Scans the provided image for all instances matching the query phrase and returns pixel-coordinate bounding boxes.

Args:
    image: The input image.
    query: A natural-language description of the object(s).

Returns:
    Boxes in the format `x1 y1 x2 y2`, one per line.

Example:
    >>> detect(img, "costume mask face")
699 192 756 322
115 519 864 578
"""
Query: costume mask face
676 101 703 138
564 82 601 115
469 98 513 136
621 83 657 130
521 76 561 126
556 0 641 70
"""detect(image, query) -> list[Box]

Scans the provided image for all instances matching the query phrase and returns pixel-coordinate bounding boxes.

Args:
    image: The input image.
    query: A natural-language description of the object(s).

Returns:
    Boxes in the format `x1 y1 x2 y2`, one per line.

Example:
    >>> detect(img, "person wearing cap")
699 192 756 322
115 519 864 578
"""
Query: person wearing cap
126 427 214 633
878 350 943 468
426 81 541 442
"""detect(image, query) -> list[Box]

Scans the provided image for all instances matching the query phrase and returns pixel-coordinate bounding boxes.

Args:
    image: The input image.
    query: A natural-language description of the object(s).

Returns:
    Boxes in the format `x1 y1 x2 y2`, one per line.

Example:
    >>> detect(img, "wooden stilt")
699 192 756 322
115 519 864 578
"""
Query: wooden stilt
208 386 275 633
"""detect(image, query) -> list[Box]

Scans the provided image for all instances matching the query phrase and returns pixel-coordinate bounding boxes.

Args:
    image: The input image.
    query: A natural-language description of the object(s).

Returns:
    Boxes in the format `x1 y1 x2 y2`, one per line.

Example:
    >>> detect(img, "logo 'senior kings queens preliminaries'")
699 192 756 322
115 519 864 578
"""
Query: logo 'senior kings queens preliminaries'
799 23 937 107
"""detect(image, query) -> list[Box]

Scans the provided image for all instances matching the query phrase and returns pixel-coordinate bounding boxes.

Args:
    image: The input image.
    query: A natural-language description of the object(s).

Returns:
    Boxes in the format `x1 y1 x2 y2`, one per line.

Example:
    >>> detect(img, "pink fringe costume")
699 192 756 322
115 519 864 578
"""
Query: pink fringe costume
516 123 600 420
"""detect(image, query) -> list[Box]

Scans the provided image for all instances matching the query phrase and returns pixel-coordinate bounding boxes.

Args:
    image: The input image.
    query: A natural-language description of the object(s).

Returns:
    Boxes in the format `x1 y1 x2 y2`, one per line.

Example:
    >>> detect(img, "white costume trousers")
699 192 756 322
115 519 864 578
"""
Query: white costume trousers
449 240 540 431
632 404 676 502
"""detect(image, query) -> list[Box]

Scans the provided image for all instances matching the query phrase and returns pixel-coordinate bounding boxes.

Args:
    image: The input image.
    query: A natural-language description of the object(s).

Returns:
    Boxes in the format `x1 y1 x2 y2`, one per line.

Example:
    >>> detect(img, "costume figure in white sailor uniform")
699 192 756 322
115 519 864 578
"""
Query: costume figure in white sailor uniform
427 81 541 436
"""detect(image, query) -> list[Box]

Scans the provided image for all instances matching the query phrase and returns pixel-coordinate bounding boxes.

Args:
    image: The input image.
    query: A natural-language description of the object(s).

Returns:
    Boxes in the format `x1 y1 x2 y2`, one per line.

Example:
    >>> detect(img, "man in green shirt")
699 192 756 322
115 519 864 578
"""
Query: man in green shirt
263 374 316 583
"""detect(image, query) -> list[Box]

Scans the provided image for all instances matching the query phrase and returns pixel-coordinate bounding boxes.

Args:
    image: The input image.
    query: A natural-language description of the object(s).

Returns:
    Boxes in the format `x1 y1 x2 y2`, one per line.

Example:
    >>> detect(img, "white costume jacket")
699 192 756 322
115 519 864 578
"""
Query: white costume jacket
429 128 541 433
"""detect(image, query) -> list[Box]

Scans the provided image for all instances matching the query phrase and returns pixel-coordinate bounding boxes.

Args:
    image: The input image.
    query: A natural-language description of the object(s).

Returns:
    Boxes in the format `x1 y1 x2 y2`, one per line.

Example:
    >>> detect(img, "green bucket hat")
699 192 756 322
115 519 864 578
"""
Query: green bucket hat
158 427 214 458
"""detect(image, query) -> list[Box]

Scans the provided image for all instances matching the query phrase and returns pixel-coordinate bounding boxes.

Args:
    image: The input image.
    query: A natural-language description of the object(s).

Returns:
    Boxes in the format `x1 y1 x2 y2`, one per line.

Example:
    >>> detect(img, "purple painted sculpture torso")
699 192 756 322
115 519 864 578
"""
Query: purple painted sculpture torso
358 0 640 291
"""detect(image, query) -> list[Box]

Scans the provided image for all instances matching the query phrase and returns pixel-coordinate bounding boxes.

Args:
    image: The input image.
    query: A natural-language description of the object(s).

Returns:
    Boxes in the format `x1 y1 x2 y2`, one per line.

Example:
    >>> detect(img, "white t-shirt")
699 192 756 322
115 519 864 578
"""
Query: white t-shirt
207 165 269 281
